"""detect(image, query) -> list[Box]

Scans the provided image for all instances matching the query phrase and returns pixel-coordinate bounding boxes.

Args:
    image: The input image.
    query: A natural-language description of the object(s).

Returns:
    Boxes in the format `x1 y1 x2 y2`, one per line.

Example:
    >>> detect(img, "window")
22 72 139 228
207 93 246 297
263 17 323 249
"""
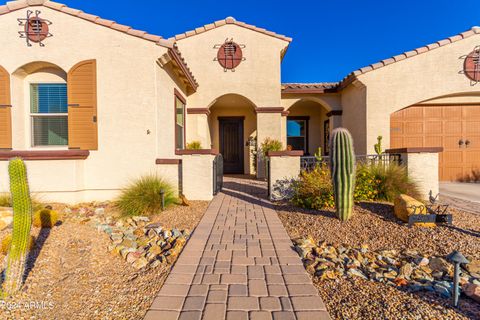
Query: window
175 92 186 150
287 117 309 154
30 83 68 147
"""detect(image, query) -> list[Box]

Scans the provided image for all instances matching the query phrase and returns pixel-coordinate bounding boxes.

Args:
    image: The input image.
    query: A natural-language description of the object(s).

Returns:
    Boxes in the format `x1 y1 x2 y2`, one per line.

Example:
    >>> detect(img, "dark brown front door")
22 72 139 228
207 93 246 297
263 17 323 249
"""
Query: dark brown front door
219 117 244 174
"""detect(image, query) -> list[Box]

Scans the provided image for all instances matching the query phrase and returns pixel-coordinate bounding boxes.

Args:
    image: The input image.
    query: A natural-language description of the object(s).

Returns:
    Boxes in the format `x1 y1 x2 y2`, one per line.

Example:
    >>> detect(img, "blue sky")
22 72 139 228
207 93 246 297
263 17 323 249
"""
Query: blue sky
28 0 480 82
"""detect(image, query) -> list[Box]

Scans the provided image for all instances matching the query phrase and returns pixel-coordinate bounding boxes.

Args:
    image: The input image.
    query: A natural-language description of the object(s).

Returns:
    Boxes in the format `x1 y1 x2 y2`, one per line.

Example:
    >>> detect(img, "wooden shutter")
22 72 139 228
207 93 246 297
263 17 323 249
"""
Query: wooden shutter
67 60 98 150
0 66 11 149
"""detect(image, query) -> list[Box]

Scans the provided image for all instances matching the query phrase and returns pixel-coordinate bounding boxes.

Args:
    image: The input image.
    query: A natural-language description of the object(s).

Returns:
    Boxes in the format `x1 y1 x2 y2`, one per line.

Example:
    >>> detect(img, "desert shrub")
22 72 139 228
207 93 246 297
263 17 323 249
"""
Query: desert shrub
354 165 380 201
186 141 202 150
33 209 59 228
291 162 420 210
0 193 43 211
291 164 334 210
361 163 421 202
260 138 283 157
0 193 9 207
1 234 36 255
116 175 177 216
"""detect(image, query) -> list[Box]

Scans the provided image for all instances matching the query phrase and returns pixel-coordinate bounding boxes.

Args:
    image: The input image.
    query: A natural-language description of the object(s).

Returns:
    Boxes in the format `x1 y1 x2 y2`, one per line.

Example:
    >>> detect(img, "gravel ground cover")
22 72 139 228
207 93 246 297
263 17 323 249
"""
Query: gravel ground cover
0 201 208 320
277 203 480 320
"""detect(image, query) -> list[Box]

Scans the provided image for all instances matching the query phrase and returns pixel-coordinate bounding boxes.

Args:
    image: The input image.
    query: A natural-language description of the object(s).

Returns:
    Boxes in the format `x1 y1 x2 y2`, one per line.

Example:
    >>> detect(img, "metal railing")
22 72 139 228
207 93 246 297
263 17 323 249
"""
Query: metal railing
213 154 224 195
301 153 402 172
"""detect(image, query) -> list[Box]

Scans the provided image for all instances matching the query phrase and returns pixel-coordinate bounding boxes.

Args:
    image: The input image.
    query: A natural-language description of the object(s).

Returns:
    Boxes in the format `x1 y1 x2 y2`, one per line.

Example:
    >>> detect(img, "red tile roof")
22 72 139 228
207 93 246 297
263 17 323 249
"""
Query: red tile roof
339 26 480 88
1 0 198 91
282 83 339 93
170 16 293 43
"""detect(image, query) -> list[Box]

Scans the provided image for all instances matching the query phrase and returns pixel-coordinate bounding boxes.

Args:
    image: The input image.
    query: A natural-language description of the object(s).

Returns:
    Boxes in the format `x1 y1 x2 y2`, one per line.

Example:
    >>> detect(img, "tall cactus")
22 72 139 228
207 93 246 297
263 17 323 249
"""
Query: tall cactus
374 135 383 156
3 158 33 295
329 128 356 221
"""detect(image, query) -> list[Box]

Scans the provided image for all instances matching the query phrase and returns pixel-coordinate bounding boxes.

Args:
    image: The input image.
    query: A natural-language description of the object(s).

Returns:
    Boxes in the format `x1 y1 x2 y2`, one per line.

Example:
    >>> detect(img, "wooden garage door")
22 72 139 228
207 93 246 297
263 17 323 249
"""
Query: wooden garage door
391 105 480 181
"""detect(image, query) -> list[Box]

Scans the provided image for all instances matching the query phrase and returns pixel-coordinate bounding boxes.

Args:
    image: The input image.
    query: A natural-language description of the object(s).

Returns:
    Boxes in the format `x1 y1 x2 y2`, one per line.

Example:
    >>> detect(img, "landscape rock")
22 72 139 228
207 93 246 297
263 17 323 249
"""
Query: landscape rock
293 237 480 302
462 283 480 302
394 194 436 227
466 260 480 274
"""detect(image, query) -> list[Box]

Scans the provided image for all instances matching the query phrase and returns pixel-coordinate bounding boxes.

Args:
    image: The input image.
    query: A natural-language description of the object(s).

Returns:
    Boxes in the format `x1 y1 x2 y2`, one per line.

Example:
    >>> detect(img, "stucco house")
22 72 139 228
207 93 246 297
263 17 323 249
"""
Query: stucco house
0 0 479 203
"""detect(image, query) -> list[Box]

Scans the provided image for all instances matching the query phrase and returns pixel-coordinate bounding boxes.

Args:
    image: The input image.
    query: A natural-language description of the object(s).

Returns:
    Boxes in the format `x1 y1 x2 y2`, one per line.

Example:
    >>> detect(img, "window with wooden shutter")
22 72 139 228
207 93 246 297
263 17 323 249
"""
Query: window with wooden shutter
0 66 11 149
67 60 98 150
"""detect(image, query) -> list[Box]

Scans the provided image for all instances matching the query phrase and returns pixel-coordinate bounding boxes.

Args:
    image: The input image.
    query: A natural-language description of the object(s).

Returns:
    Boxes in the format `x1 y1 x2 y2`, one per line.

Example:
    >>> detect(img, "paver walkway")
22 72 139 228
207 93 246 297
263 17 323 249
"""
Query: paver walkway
144 177 330 320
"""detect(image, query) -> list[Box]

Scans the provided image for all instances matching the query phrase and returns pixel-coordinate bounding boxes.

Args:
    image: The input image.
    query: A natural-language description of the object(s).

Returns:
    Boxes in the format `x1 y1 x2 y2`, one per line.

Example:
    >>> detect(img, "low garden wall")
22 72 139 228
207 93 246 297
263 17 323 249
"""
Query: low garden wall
267 151 303 201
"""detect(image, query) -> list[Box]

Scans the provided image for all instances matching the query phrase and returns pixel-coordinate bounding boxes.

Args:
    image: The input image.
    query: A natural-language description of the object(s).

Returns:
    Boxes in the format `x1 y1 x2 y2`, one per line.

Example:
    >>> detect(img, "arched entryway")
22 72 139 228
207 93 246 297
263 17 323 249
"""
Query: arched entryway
390 99 480 181
285 99 331 156
208 94 257 175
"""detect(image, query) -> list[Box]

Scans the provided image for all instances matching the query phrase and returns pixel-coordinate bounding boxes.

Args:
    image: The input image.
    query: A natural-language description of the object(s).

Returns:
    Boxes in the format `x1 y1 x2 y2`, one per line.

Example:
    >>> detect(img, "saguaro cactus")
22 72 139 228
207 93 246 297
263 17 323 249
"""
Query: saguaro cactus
330 128 356 221
3 158 33 295
374 136 383 156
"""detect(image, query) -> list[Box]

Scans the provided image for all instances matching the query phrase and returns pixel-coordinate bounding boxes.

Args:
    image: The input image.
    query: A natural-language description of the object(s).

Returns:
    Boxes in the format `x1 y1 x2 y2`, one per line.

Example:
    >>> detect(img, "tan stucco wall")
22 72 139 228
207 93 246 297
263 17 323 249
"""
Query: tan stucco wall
0 6 183 202
175 24 288 109
341 82 367 154
354 31 480 154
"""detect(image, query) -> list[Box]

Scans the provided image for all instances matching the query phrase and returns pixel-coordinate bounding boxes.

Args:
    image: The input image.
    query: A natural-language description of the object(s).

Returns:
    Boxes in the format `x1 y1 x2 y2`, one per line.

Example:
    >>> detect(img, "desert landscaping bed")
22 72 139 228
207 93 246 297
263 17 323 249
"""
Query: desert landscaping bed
277 203 480 320
0 201 208 320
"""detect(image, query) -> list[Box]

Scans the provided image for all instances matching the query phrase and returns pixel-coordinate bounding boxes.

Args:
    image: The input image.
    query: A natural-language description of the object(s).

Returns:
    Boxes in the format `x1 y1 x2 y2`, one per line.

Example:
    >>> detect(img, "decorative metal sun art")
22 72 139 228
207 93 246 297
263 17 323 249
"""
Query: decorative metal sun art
214 38 246 72
18 10 52 47
461 45 480 85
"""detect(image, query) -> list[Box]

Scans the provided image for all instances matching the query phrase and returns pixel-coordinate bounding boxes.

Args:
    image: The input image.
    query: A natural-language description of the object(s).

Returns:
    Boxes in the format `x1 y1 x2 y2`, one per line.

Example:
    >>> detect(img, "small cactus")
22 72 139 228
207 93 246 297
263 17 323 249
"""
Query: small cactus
329 128 356 221
374 136 383 156
33 209 59 228
3 158 33 295
314 147 323 163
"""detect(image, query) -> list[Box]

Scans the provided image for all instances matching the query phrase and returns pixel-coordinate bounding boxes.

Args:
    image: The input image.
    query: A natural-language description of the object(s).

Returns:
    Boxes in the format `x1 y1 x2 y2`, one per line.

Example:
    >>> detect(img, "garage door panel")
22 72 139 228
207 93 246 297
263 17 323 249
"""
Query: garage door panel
444 107 462 119
444 121 462 134
425 121 443 134
465 121 480 134
404 107 424 119
425 136 443 147
391 104 480 181
405 122 424 134
390 121 403 135
424 107 443 119
403 137 424 147
463 106 480 119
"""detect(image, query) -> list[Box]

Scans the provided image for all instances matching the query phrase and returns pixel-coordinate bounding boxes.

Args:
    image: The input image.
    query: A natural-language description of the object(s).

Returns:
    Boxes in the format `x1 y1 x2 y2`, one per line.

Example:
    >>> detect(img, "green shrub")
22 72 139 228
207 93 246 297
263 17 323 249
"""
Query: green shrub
0 193 43 211
291 165 334 210
186 141 202 150
360 163 421 202
260 138 283 157
116 175 177 216
291 162 421 210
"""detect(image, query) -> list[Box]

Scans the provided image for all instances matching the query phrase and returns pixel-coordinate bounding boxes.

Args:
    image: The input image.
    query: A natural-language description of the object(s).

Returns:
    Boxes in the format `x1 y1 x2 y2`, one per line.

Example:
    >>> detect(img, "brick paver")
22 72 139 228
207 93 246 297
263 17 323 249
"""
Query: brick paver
145 177 330 320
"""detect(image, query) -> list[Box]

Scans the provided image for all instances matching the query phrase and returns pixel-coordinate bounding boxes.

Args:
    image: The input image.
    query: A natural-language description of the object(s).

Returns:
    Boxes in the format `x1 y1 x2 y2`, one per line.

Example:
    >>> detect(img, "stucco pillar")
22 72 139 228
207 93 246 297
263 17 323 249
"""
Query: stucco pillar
327 110 343 130
267 151 302 201
386 147 443 201
179 149 218 201
186 109 211 149
256 109 284 178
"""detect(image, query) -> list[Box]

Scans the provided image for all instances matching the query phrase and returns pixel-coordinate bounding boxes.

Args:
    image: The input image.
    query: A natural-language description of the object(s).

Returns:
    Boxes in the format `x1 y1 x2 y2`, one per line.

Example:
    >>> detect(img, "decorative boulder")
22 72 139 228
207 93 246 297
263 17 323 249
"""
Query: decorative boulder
394 194 435 227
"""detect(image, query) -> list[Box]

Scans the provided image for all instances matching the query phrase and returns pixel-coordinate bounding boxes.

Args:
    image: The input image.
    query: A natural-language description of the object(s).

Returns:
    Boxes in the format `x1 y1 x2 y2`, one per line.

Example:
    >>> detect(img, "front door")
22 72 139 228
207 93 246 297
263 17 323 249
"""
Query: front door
219 117 244 174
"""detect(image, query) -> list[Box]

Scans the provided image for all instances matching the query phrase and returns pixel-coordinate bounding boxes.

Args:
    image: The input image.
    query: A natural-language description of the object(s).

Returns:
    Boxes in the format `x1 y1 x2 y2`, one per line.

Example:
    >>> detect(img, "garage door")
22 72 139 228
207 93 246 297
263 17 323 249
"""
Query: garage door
391 105 480 181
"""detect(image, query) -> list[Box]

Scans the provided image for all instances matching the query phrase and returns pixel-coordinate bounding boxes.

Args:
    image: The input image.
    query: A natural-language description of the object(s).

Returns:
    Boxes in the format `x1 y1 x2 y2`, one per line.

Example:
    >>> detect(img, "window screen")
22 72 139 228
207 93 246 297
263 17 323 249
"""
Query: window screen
30 83 68 146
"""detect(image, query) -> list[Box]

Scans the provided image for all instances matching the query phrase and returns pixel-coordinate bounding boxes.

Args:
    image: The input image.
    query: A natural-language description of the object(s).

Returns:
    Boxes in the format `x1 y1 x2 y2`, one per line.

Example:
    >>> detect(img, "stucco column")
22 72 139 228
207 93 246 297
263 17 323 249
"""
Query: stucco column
186 109 211 149
179 149 218 201
267 151 303 201
256 108 284 178
327 110 343 130
386 147 443 201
